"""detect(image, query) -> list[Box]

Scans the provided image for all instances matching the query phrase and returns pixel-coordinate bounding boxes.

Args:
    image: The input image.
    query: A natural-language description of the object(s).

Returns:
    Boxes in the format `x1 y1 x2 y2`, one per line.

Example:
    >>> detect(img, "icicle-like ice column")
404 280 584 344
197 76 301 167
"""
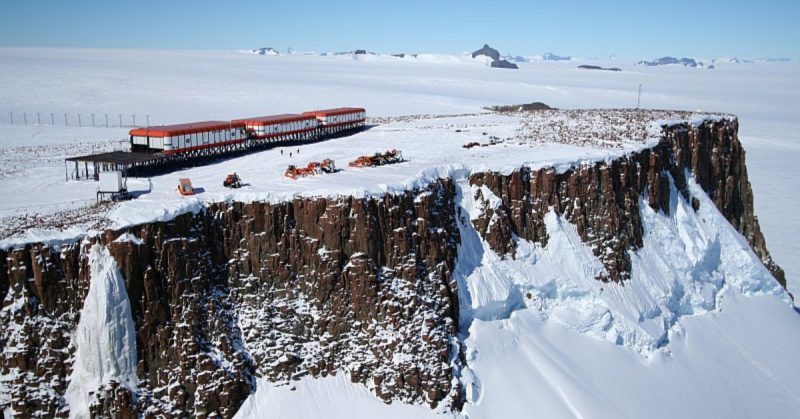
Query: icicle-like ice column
65 243 138 418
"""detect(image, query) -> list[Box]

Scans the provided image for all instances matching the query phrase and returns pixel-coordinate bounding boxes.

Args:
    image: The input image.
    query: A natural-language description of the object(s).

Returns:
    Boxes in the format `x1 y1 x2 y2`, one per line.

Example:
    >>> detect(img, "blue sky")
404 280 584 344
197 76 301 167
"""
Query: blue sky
1 0 797 59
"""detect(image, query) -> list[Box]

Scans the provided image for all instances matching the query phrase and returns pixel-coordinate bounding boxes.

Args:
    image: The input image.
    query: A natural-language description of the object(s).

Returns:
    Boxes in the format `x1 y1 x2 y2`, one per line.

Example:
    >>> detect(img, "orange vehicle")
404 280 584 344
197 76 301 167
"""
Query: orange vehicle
223 173 242 188
284 159 336 179
178 178 195 196
348 149 403 168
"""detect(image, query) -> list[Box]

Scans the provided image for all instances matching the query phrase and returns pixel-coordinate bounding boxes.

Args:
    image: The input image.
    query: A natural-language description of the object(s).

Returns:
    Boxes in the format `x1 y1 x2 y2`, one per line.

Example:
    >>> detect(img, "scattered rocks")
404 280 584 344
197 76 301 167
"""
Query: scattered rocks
488 102 553 113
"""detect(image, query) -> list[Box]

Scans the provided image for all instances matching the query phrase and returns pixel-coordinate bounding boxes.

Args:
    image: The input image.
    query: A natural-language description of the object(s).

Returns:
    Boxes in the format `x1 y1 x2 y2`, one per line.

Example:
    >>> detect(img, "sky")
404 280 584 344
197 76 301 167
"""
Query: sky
0 0 798 60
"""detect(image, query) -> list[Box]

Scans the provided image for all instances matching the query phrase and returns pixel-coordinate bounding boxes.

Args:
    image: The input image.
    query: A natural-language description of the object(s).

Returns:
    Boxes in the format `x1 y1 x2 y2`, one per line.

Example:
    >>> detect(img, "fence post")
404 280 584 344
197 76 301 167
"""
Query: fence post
64 113 68 126
91 113 95 127
37 112 41 125
105 114 109 128
8 112 12 124
78 113 82 127
51 113 55 125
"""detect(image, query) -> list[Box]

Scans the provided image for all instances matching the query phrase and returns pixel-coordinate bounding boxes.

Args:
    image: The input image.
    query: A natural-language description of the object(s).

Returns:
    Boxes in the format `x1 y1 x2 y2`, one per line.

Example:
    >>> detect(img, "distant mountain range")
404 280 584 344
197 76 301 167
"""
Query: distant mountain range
240 47 793 68
635 55 792 68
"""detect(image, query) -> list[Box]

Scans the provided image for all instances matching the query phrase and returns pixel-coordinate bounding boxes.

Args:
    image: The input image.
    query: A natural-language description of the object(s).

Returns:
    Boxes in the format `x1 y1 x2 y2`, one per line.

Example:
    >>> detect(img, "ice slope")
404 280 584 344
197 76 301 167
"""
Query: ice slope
463 291 800 419
64 244 138 418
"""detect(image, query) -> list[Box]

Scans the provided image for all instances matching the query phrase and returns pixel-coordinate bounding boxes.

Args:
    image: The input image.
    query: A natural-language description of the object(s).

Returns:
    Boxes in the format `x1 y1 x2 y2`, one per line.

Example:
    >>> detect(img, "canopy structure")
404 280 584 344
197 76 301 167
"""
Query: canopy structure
65 151 168 180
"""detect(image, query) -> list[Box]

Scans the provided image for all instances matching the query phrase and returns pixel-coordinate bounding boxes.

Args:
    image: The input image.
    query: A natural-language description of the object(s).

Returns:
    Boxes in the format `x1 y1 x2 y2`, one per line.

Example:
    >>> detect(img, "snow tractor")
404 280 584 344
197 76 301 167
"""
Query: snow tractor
284 159 336 179
223 173 243 188
348 149 404 168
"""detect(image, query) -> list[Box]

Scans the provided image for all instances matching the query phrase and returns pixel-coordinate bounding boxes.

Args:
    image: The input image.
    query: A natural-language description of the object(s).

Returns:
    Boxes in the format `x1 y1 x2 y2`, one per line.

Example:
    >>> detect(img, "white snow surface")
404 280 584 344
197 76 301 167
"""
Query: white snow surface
463 290 800 419
1 48 799 418
64 244 138 418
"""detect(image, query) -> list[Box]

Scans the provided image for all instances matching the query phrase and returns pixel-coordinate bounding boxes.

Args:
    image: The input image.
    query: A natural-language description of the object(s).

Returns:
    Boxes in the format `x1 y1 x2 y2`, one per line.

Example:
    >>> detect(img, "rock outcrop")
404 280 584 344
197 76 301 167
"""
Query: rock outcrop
471 44 501 62
469 119 786 286
471 44 518 69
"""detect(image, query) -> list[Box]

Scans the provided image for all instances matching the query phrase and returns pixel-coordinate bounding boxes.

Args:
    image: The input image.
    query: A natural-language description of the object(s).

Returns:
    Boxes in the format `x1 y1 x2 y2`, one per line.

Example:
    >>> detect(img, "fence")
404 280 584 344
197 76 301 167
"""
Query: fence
0 110 158 128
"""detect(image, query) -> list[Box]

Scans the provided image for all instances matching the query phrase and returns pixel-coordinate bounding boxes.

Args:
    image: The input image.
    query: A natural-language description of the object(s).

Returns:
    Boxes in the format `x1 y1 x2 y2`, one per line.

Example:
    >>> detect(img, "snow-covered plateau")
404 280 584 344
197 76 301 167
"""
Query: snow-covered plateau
1 48 799 418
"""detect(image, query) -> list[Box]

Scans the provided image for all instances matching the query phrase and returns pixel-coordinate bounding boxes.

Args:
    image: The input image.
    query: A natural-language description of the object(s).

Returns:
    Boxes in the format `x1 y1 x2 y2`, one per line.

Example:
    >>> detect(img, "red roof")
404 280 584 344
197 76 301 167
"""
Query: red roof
233 114 317 126
130 121 244 137
303 107 366 117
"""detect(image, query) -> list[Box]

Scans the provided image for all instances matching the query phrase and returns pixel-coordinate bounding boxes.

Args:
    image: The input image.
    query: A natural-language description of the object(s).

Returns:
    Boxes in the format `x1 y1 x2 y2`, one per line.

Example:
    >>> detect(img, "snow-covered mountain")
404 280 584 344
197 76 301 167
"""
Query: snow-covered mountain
637 56 705 67
242 47 281 56
713 56 755 64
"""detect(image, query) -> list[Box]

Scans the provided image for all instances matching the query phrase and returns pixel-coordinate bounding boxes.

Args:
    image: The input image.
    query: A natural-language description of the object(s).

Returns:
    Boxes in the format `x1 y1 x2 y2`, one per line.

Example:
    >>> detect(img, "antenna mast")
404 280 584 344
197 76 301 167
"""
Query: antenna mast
637 84 642 109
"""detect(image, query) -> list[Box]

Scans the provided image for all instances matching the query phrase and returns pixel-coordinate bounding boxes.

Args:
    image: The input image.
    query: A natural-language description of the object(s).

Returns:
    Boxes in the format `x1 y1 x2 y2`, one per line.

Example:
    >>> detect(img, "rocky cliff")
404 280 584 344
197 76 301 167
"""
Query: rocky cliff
1 179 463 417
469 118 785 286
0 118 787 417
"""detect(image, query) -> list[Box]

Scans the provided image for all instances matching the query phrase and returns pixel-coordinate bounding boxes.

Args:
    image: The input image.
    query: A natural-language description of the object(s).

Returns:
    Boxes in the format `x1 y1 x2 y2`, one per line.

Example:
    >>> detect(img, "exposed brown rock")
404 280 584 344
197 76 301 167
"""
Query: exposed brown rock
0 179 463 416
0 242 88 417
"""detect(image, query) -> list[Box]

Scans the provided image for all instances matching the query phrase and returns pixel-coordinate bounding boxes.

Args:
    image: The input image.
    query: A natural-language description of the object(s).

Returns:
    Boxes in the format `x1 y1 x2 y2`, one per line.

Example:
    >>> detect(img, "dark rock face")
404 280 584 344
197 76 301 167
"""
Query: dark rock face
222 179 462 408
0 179 463 416
0 243 87 417
489 102 553 112
578 65 622 72
471 44 518 69
471 44 500 61
469 119 786 286
490 59 519 69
